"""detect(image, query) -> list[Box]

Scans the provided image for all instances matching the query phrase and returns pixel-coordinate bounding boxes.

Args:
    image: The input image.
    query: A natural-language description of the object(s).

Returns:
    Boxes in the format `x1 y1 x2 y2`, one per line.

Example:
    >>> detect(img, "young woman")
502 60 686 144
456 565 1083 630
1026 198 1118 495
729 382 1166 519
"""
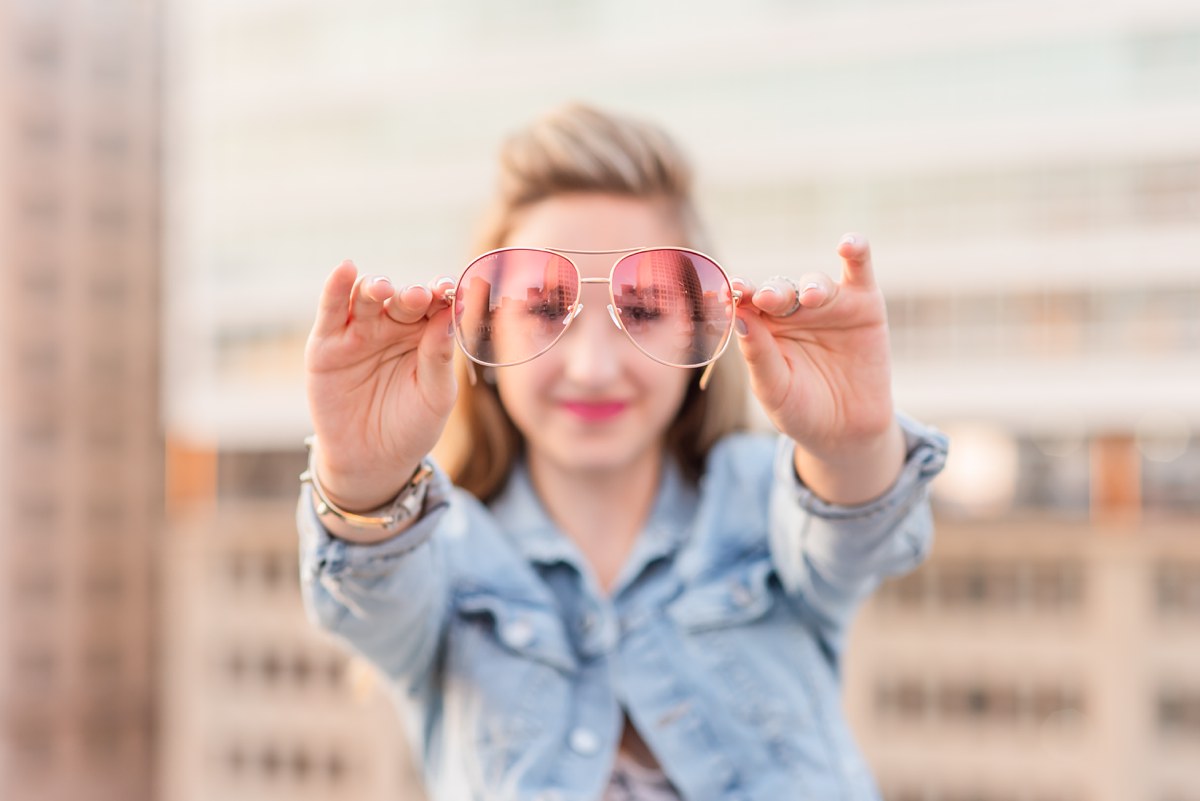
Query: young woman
298 104 948 801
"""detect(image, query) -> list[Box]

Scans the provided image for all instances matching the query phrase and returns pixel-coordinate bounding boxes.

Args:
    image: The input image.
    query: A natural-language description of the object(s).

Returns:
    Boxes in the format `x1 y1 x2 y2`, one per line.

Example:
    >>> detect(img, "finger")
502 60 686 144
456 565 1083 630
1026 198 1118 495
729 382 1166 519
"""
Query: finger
838 233 875 288
426 276 457 319
730 276 755 298
313 260 359 336
350 274 394 321
794 271 838 310
415 304 458 405
733 307 789 402
751 277 803 318
383 283 434 325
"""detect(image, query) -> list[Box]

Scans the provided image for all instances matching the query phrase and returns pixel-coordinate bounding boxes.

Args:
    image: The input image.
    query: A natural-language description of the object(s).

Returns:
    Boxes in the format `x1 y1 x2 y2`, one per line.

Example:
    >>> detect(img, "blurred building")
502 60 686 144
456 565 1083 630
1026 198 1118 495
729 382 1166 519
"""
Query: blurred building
846 517 1200 801
162 2 1200 801
159 449 426 801
0 0 161 799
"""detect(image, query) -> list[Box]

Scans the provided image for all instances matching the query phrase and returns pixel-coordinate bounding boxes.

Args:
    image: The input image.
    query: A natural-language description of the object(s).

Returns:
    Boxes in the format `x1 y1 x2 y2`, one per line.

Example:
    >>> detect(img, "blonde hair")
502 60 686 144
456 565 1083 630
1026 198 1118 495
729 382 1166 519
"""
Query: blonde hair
434 103 748 502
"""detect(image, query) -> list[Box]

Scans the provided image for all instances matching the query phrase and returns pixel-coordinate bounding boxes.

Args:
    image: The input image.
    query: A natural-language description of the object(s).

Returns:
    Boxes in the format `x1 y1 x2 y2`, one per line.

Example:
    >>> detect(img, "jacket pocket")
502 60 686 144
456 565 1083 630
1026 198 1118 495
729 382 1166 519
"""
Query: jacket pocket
667 559 776 631
456 591 578 674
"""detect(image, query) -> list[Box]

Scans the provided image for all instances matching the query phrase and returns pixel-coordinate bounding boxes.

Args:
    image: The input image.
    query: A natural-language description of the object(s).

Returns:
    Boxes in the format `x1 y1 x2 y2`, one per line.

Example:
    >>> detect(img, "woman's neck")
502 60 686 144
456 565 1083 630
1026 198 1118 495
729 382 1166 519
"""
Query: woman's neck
526 448 664 594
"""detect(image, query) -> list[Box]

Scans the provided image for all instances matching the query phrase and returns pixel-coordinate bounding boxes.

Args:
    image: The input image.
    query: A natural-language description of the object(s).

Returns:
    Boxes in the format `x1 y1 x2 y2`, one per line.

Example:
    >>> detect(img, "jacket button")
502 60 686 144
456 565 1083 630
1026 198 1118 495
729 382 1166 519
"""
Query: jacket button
502 619 535 649
730 583 754 608
569 726 601 756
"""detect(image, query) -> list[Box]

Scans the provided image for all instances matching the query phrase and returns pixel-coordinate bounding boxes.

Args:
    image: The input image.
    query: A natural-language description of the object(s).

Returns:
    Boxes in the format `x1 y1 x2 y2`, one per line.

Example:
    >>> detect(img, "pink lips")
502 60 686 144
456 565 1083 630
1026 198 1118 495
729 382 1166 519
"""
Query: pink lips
560 400 629 422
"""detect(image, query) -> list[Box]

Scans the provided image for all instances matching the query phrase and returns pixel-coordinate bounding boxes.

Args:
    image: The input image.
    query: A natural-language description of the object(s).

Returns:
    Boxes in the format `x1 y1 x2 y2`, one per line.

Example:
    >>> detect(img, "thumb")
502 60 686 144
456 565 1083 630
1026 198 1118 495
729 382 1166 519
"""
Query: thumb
734 311 786 376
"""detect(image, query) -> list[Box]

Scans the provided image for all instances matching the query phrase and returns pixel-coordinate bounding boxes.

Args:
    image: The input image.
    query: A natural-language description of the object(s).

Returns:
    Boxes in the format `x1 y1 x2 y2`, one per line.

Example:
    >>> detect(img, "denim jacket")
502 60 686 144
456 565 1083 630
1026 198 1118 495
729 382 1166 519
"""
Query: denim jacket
298 414 948 801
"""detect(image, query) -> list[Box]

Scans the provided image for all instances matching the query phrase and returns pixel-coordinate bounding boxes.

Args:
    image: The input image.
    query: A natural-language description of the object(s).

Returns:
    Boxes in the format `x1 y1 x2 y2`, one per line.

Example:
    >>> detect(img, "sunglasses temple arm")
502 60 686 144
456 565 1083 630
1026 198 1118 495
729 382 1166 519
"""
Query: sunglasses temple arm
698 360 716 391
465 360 478 387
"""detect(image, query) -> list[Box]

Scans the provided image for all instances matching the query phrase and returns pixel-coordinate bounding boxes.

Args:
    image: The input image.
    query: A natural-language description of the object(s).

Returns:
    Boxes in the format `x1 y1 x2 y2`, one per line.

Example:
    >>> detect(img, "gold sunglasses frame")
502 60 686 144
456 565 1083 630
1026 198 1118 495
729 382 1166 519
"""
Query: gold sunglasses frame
441 246 743 391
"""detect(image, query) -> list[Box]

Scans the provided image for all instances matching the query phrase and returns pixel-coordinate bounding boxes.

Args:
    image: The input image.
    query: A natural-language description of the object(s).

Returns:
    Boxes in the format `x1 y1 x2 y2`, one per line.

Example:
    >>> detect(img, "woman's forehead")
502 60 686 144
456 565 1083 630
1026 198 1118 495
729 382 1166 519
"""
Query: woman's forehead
505 194 686 253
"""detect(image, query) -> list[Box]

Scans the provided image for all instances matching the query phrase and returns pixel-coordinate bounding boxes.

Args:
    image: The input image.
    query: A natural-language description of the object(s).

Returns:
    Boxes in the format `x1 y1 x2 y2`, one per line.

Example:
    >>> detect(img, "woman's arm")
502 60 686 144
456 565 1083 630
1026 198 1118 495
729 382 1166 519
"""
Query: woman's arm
732 235 949 651
297 463 454 691
298 259 459 689
768 413 948 654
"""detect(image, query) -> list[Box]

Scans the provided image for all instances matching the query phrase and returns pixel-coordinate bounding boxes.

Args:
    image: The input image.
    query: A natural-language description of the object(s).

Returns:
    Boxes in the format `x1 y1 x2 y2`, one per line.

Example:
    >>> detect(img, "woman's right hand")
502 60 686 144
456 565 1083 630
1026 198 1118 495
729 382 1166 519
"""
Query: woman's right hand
304 260 457 512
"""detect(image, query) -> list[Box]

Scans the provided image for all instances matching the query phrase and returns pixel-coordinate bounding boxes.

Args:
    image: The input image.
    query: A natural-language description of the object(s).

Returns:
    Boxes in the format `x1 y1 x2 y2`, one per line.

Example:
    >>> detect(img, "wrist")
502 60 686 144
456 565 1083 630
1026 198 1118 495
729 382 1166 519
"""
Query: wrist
793 418 906 506
310 440 423 513
301 436 433 537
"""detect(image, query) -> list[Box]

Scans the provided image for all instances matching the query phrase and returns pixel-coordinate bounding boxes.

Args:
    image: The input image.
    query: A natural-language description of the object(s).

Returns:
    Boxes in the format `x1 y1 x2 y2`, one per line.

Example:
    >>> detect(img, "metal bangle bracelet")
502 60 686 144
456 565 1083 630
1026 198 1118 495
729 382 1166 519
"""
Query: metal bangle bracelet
300 435 434 529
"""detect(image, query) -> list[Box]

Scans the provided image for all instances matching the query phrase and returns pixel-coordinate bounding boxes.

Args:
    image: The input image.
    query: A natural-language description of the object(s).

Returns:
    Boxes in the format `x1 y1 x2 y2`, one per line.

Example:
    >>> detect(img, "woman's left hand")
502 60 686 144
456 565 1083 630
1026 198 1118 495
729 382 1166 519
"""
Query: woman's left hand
733 234 904 502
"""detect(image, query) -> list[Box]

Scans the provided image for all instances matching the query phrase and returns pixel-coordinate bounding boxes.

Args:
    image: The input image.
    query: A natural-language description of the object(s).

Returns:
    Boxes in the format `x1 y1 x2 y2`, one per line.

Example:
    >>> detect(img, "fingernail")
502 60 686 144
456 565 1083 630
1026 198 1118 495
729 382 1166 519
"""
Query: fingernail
841 235 857 246
803 282 821 294
735 318 748 337
758 285 780 296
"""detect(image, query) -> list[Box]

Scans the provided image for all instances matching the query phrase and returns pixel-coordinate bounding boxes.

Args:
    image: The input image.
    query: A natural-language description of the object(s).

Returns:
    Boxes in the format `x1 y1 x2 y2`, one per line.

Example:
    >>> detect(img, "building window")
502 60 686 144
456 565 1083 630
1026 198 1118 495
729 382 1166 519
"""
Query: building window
92 202 128 230
876 677 1085 729
1142 438 1200 514
81 708 124 764
14 570 58 607
10 715 54 771
22 117 59 149
21 416 60 451
889 286 1200 366
223 551 300 593
85 645 123 683
87 497 126 532
92 55 129 85
90 273 128 306
21 265 59 302
19 340 61 382
218 449 308 501
886 788 1084 801
223 742 351 785
88 348 128 384
224 646 346 692
93 131 129 159
21 33 60 72
15 494 58 535
1157 562 1200 616
1158 688 1200 738
876 559 1085 613
13 646 57 687
22 194 61 224
1013 437 1090 514
85 569 125 603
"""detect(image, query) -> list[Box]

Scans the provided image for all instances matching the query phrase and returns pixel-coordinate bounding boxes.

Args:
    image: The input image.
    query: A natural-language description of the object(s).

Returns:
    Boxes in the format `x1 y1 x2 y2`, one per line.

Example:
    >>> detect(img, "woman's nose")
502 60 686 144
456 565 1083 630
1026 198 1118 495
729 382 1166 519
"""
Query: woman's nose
560 298 627 386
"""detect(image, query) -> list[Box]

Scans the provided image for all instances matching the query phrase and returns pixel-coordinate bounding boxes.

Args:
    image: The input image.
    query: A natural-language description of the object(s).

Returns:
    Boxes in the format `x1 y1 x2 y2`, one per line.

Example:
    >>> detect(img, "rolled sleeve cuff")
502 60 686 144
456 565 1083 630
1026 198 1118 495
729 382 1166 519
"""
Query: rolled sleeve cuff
769 412 949 593
298 460 454 583
774 411 949 522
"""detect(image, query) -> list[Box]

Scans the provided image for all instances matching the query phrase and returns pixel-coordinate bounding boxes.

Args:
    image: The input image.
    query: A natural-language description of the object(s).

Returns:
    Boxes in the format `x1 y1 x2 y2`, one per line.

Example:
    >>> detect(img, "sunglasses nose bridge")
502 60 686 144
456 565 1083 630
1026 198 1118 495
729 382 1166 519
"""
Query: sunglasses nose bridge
574 276 619 329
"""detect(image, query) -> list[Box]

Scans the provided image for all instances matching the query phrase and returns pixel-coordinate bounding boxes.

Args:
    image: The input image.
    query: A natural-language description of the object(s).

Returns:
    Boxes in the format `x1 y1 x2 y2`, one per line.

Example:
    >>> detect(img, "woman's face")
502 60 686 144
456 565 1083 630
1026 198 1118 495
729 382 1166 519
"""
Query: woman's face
493 193 694 479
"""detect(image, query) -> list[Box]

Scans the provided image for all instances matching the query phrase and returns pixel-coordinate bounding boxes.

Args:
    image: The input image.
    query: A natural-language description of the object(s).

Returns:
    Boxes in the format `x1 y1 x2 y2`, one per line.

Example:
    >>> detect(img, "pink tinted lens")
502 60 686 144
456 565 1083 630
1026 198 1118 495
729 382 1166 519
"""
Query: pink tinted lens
610 249 734 367
454 249 579 365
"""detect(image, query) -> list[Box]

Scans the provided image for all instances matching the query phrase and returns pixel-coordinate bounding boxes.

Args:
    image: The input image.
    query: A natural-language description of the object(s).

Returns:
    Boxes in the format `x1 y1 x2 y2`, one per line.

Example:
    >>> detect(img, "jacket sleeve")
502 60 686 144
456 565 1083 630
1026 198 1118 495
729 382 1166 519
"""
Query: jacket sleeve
297 462 454 694
768 412 949 652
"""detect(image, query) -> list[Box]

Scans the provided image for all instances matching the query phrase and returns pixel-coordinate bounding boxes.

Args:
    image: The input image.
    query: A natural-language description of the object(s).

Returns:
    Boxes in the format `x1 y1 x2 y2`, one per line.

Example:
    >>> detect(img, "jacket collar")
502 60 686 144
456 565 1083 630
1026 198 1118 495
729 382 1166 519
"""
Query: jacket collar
489 455 697 576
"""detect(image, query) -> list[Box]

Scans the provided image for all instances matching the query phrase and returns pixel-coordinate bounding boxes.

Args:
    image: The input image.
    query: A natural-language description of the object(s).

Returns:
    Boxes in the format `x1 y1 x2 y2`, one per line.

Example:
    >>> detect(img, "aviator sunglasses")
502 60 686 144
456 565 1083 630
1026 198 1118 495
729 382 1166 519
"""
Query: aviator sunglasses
441 247 743 390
